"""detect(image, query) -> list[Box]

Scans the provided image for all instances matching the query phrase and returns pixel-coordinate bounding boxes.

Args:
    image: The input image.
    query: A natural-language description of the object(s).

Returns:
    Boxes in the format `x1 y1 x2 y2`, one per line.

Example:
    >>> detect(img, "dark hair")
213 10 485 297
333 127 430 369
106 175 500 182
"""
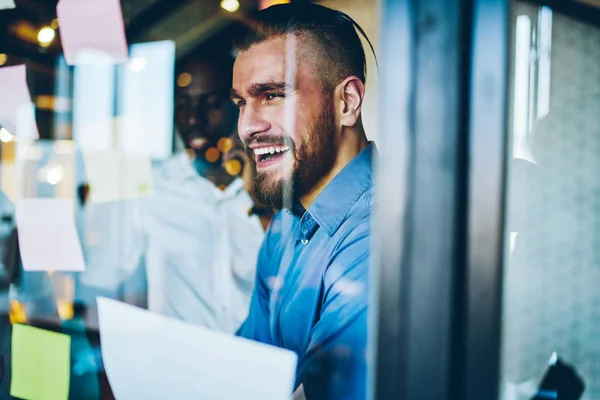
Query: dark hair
233 3 376 91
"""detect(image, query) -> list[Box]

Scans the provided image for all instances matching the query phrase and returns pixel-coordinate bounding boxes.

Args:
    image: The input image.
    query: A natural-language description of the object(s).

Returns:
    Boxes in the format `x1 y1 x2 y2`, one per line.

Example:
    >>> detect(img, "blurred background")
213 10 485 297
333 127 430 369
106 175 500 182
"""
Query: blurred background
1 0 600 399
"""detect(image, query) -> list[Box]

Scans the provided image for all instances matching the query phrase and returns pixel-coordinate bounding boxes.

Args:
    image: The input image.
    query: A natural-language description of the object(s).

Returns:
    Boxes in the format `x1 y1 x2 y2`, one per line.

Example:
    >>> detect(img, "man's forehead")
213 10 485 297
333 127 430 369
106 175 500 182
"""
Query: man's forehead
233 37 312 93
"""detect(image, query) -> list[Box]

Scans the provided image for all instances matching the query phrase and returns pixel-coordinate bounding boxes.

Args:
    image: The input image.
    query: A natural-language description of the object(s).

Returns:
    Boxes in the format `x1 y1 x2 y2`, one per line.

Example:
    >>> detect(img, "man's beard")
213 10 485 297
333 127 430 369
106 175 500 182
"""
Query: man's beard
249 101 337 209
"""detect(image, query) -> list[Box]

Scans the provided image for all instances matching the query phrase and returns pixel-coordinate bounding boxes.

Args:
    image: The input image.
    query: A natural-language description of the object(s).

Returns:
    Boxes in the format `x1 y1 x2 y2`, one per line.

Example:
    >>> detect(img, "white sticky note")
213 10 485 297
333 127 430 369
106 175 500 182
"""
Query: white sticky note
117 40 175 159
82 150 153 203
0 0 15 10
16 198 86 272
56 0 128 66
0 65 39 138
97 297 298 400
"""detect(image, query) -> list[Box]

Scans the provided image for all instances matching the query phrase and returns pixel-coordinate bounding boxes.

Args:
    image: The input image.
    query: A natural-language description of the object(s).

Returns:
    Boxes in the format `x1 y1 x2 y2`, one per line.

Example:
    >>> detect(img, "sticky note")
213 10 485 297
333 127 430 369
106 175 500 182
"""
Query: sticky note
97 297 298 400
0 65 39 138
82 150 153 203
15 198 86 272
11 324 71 400
117 40 175 159
56 0 128 65
0 0 15 10
259 0 290 10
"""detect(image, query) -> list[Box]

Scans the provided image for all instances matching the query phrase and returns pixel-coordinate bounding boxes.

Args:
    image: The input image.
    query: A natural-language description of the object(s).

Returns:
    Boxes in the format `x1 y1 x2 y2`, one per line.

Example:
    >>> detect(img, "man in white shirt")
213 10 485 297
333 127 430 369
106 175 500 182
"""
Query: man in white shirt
78 50 265 333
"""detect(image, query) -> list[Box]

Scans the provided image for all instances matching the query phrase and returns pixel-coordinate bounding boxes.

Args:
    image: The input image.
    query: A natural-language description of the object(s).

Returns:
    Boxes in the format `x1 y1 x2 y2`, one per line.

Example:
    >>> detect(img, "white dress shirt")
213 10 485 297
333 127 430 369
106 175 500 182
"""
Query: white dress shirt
80 153 264 333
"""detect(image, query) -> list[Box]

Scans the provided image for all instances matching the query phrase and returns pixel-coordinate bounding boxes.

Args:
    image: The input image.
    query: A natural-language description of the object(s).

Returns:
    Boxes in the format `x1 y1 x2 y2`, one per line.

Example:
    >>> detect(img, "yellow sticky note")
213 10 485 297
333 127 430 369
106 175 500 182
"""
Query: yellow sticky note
11 324 71 400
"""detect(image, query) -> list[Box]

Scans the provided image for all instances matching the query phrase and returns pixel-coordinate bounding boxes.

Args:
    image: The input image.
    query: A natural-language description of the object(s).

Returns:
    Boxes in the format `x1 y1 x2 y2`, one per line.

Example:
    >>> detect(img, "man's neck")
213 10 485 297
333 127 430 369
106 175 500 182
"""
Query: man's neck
299 133 369 209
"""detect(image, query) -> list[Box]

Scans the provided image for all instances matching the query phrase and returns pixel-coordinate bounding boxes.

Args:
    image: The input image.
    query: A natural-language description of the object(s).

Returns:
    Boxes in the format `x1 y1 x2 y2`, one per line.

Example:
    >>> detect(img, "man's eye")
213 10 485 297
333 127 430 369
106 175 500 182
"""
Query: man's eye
234 100 246 108
265 93 284 101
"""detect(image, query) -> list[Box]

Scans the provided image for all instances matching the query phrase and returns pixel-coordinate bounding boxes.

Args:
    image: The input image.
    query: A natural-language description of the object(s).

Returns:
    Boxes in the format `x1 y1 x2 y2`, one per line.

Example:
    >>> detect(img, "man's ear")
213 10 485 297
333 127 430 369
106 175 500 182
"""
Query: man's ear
337 76 365 128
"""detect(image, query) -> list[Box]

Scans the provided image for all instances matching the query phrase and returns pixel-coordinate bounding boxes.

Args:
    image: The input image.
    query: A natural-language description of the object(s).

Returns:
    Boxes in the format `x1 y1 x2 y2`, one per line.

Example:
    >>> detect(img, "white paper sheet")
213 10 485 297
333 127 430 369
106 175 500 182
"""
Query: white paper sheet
0 0 15 10
56 0 128 66
15 198 86 272
97 297 298 400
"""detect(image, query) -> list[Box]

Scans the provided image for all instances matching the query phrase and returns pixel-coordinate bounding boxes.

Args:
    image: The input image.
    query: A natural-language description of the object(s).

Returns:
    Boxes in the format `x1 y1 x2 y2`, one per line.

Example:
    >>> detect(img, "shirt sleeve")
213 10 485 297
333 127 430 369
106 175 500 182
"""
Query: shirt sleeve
297 229 370 400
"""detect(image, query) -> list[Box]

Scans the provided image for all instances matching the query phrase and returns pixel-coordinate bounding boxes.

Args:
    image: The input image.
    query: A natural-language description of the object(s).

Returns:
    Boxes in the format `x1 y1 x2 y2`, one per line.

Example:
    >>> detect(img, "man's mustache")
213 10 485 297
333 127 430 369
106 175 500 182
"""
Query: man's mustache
243 135 293 148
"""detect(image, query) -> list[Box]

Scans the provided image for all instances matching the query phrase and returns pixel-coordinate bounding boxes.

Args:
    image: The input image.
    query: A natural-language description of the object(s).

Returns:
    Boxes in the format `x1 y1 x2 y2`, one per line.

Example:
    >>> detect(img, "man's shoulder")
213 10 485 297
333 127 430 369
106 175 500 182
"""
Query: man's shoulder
335 190 372 245
152 153 190 181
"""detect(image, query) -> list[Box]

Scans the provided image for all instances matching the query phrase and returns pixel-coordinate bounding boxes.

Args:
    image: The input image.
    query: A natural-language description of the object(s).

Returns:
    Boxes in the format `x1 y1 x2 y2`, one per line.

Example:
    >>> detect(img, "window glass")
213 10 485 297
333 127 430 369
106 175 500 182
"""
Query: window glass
501 3 600 399
0 1 382 399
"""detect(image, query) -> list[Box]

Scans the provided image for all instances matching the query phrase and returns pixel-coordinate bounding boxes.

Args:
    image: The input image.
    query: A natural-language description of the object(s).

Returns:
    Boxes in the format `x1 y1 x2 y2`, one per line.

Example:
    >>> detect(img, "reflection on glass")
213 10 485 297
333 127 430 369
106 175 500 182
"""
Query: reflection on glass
0 0 381 398
502 3 600 399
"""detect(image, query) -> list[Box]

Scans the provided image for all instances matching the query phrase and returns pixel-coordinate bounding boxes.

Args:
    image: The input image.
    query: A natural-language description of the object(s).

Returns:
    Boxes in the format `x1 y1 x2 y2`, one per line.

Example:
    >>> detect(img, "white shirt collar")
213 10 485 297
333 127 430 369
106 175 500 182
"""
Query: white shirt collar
160 152 245 200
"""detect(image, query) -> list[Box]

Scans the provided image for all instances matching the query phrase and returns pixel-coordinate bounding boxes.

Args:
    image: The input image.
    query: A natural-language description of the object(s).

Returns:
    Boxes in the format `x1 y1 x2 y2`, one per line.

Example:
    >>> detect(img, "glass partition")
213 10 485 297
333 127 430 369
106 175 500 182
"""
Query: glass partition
0 1 385 399
501 2 600 399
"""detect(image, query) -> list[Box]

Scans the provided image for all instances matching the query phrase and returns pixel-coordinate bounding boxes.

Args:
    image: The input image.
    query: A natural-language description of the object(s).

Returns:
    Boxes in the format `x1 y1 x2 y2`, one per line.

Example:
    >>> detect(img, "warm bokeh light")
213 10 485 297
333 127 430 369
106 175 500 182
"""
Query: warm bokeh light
177 72 192 87
9 300 27 324
57 301 74 320
0 127 14 143
129 56 146 72
217 137 233 153
225 159 242 176
0 53 7 66
53 140 76 154
37 26 55 47
205 147 220 163
220 0 240 13
50 18 59 30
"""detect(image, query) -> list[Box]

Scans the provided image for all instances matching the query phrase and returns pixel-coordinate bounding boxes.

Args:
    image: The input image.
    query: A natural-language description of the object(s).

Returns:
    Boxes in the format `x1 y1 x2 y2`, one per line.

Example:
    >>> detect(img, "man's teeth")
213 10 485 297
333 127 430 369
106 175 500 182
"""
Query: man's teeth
253 146 290 156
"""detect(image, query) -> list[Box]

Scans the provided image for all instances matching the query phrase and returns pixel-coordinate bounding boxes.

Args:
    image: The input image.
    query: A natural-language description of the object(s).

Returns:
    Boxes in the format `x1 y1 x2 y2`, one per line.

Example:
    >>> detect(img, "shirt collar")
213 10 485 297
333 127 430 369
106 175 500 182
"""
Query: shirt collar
300 143 374 238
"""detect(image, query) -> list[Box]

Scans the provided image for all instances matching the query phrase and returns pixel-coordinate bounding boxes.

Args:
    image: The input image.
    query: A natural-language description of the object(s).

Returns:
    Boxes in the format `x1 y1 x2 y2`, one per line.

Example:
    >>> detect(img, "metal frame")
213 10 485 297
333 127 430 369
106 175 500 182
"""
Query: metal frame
374 0 510 399
464 1 510 399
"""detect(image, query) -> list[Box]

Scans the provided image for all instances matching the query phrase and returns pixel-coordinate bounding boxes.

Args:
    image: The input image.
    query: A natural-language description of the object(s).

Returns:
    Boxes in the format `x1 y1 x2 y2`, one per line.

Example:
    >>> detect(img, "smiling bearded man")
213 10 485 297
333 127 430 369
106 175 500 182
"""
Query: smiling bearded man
231 3 376 400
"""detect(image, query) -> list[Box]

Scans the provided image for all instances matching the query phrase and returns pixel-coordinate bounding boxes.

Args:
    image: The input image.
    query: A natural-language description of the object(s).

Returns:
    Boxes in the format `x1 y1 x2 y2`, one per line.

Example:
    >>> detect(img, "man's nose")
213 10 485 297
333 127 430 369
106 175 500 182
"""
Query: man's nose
238 105 270 142
188 100 208 128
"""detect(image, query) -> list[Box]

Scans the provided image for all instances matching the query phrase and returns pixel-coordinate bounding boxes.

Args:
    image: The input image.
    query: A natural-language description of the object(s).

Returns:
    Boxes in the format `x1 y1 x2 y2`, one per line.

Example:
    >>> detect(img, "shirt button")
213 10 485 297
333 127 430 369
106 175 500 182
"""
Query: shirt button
301 239 309 245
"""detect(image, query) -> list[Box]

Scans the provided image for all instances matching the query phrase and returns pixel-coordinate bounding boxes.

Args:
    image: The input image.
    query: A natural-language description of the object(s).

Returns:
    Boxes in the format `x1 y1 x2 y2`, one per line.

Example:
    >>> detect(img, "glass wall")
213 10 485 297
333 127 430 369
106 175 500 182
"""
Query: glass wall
501 2 600 399
0 0 384 399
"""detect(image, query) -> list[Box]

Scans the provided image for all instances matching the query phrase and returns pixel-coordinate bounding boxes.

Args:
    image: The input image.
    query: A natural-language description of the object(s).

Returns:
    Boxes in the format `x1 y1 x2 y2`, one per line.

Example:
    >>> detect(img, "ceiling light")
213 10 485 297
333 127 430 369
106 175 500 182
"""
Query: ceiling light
37 26 55 47
220 0 240 13
0 128 14 143
129 56 146 72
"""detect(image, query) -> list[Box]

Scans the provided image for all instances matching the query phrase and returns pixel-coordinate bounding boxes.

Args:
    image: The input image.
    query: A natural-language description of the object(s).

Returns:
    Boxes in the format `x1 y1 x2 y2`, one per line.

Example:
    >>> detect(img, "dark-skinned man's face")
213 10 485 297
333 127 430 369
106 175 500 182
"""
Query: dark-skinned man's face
174 59 236 152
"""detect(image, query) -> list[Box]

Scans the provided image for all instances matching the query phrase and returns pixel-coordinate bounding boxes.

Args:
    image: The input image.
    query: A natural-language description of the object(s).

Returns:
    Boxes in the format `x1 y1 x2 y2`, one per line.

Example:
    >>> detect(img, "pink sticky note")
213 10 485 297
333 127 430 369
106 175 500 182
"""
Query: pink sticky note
259 0 289 10
0 65 39 138
56 0 128 65
16 198 86 272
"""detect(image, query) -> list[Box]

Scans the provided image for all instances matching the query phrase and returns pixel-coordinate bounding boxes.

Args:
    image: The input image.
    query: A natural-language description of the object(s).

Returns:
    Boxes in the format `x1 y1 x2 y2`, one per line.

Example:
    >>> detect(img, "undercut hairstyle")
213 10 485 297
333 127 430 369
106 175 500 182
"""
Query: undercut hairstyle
232 2 376 92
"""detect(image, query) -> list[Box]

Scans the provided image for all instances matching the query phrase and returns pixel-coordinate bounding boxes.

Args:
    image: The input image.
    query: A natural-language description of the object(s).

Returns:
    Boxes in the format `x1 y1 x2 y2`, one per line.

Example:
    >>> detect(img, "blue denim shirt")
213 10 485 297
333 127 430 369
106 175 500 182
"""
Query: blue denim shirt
237 144 374 400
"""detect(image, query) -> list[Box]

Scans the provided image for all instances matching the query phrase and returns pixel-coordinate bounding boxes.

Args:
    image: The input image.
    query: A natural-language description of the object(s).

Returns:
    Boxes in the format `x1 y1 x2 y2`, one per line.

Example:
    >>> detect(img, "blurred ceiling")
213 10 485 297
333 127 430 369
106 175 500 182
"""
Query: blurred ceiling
0 0 258 68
